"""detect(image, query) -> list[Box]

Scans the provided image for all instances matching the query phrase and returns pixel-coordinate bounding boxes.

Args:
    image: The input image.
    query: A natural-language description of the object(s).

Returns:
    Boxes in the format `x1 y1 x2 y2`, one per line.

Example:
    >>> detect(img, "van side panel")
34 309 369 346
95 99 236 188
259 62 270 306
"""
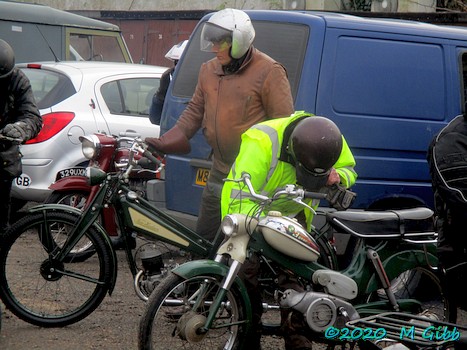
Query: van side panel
316 28 461 208
0 21 63 63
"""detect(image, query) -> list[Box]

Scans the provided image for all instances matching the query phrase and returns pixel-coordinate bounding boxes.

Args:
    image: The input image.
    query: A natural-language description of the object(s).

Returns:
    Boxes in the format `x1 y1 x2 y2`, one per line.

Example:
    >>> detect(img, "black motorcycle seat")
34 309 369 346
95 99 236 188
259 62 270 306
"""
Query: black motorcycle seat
326 207 435 238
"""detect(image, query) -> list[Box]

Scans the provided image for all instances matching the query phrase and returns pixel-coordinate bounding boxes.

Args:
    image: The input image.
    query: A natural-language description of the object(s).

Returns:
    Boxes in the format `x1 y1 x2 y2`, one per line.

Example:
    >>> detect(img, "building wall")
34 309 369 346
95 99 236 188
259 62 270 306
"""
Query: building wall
13 0 291 11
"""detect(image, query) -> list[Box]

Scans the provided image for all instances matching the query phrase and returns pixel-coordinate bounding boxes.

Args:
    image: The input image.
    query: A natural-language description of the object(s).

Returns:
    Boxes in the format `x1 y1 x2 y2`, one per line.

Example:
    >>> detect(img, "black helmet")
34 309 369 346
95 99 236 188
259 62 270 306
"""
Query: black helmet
289 117 343 191
0 39 15 79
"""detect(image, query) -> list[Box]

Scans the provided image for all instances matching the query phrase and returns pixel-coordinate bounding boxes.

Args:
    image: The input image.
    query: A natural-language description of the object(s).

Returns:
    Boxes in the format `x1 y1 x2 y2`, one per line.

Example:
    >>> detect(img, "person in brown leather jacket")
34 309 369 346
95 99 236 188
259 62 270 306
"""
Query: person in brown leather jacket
146 8 294 242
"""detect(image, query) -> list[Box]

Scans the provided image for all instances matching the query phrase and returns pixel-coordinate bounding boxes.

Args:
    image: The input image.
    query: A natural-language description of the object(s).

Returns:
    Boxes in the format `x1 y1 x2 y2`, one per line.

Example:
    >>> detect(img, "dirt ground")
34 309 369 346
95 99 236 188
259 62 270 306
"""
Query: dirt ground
0 204 285 350
0 247 285 350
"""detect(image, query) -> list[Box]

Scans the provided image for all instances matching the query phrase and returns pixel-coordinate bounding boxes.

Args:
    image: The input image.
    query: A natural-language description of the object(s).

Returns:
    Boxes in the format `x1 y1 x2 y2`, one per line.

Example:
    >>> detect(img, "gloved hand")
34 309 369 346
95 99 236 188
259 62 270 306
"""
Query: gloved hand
326 184 356 211
145 125 191 155
0 122 28 142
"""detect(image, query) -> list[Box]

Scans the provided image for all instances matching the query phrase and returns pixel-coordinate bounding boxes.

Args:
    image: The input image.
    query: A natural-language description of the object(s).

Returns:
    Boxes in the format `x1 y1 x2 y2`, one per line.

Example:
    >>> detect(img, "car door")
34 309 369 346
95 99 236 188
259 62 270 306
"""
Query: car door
95 74 161 138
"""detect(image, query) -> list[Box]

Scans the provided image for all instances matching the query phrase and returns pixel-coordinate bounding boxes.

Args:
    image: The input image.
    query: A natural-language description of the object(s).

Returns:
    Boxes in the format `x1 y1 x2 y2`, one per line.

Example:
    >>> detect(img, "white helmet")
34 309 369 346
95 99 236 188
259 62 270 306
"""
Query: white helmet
165 40 188 62
200 8 255 59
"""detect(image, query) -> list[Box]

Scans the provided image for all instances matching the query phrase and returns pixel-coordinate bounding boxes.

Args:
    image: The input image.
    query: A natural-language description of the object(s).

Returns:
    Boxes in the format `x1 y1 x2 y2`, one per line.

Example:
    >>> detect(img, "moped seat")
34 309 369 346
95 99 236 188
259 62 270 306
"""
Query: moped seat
326 207 436 239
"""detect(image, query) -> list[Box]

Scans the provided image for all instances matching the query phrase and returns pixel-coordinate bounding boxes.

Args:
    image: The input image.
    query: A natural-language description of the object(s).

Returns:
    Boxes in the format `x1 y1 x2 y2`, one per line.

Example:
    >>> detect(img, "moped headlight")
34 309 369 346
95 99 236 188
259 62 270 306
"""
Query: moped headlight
221 215 238 237
86 166 107 186
80 135 101 160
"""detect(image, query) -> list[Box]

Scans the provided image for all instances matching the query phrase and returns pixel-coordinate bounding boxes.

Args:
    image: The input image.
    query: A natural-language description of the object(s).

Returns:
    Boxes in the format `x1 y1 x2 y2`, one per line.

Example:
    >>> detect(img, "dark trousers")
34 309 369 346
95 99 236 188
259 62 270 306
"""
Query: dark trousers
241 254 314 350
437 207 467 313
195 168 227 242
0 176 12 232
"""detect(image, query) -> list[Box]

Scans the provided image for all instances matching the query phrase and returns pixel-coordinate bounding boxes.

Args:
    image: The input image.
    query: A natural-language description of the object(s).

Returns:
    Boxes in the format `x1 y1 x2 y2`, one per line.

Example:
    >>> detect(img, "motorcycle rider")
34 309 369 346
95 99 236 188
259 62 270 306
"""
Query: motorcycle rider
145 8 294 242
149 40 188 125
0 39 42 232
427 113 467 313
221 111 357 350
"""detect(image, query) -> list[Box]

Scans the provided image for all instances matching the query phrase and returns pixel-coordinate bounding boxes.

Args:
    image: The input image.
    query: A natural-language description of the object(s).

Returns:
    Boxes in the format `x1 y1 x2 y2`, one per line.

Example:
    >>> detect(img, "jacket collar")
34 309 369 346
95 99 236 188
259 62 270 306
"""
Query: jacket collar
213 46 255 76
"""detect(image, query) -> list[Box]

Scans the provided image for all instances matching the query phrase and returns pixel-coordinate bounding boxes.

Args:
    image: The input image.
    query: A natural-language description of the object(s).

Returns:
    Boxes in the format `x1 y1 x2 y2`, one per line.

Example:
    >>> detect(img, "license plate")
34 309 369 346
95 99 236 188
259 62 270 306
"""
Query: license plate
195 168 210 186
55 167 87 181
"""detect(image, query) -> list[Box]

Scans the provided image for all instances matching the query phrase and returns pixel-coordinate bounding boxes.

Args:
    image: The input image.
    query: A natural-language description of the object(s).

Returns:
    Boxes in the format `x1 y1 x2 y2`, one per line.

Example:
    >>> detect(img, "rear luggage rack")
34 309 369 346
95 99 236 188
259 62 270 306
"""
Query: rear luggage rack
346 312 467 348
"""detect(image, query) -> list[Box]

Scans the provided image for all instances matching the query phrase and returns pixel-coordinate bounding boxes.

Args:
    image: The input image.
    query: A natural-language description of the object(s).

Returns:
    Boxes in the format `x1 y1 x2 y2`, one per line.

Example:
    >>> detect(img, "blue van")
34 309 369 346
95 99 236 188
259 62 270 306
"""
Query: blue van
148 10 467 227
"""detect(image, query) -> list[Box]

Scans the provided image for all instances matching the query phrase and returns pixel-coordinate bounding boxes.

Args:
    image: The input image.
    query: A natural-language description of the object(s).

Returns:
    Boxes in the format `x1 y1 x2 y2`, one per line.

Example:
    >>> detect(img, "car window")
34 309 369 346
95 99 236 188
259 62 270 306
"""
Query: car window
101 78 160 116
21 68 76 109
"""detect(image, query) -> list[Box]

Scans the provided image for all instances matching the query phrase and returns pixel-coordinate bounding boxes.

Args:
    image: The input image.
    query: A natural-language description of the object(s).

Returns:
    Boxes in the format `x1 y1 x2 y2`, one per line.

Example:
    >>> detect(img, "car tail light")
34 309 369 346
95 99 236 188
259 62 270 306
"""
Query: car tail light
25 112 75 144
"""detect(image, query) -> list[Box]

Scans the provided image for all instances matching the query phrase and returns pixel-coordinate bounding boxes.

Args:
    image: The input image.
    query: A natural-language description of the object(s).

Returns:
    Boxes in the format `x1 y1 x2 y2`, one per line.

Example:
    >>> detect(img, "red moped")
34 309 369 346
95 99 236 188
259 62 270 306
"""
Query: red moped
45 133 162 260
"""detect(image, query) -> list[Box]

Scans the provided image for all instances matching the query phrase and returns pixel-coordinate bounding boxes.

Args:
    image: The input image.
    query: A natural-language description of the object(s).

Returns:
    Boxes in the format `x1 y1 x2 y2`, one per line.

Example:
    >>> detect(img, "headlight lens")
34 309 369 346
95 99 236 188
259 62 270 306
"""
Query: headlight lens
221 215 238 237
80 134 101 160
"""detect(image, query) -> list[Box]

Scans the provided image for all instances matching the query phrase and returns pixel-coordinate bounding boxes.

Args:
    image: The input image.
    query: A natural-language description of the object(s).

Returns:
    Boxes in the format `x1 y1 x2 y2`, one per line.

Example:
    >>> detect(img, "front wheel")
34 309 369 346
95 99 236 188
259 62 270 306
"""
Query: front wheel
0 211 113 327
139 273 249 350
44 191 96 262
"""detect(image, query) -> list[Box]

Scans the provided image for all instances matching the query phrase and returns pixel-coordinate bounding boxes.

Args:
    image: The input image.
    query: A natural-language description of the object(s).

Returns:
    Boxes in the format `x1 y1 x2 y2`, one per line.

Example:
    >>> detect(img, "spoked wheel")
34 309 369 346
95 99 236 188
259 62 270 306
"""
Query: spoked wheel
369 266 452 322
134 241 193 302
139 273 249 350
45 191 96 262
0 211 113 327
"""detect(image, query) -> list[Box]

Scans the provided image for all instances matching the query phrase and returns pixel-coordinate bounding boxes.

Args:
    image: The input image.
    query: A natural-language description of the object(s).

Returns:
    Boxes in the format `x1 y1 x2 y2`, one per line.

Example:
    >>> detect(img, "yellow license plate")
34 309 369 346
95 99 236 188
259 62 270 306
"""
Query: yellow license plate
195 168 210 186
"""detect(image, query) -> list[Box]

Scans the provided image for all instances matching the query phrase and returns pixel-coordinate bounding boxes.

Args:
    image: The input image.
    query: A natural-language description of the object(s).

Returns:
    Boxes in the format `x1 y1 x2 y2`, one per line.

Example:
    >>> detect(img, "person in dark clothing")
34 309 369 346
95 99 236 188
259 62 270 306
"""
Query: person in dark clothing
149 40 188 125
0 39 42 232
427 113 467 314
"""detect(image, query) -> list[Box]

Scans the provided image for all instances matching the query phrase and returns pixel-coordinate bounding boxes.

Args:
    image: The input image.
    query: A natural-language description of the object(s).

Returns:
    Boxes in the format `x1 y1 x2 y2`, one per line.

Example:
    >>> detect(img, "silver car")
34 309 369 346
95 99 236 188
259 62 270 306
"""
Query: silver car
11 61 167 208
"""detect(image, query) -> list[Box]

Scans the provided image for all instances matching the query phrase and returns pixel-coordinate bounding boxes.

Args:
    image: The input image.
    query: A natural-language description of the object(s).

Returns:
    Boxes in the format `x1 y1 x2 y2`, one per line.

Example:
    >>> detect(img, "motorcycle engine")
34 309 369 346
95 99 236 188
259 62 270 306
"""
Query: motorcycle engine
128 179 147 198
279 289 359 333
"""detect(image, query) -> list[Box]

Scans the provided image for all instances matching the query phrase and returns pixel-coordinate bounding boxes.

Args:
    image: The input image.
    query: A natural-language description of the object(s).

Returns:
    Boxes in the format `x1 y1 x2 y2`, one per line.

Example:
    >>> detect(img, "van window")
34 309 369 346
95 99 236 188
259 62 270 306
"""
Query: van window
68 29 127 62
172 21 309 100
331 36 445 121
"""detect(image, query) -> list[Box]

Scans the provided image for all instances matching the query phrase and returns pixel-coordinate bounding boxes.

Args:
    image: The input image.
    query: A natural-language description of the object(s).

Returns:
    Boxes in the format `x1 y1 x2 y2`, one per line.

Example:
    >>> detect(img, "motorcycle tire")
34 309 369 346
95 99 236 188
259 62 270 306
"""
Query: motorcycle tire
0 211 113 327
44 191 97 263
139 272 249 350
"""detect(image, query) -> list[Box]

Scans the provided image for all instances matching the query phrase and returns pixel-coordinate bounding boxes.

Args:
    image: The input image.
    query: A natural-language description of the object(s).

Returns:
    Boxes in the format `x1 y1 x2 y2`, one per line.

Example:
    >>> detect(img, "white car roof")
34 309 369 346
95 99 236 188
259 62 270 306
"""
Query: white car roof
17 61 169 92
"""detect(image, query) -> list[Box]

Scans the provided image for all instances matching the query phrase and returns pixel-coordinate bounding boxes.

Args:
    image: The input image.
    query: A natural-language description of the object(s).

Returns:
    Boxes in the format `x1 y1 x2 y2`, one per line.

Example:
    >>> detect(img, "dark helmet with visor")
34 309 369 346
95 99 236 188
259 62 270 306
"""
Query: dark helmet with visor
0 39 15 79
289 117 343 191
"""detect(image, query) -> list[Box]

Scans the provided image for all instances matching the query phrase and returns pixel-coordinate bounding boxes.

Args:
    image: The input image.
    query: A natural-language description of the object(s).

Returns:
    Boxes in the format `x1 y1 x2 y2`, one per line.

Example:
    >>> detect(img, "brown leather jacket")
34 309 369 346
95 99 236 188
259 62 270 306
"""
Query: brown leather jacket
176 47 294 174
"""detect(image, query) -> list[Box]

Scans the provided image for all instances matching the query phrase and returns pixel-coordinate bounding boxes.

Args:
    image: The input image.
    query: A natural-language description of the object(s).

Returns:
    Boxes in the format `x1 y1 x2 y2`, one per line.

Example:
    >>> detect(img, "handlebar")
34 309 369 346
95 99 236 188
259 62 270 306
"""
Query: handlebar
226 172 327 215
111 136 164 176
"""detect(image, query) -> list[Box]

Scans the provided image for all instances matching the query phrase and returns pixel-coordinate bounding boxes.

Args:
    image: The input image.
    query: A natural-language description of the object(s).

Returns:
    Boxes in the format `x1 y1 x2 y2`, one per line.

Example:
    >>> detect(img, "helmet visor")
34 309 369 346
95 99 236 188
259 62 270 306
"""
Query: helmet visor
200 22 232 52
295 161 330 191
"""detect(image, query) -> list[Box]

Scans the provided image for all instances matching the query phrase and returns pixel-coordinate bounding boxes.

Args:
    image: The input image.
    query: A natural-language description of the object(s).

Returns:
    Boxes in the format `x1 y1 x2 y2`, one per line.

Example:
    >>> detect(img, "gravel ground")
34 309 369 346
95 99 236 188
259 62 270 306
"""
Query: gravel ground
0 203 285 350
0 247 285 350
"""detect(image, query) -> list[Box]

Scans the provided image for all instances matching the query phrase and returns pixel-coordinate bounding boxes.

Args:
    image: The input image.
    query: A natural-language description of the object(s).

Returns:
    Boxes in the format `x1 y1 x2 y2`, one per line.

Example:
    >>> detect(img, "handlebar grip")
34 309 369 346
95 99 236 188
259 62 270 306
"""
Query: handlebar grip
304 191 327 200
142 150 162 166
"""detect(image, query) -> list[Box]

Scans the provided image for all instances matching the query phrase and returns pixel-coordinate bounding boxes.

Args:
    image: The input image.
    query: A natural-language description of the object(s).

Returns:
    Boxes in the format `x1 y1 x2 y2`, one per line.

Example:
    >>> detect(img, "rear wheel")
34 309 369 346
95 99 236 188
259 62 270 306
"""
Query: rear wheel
369 266 452 321
139 273 249 350
0 211 112 327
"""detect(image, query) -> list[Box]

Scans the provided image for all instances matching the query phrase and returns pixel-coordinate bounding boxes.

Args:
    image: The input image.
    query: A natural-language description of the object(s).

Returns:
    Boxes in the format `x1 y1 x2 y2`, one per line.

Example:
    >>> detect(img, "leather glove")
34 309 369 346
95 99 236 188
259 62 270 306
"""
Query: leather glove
326 184 357 211
145 125 191 155
1 122 28 142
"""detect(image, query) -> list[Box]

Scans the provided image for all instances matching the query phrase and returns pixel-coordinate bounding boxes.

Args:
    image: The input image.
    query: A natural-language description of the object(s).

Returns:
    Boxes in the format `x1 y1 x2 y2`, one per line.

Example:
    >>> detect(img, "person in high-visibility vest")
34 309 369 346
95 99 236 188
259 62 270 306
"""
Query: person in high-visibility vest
221 111 357 350
222 111 357 225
